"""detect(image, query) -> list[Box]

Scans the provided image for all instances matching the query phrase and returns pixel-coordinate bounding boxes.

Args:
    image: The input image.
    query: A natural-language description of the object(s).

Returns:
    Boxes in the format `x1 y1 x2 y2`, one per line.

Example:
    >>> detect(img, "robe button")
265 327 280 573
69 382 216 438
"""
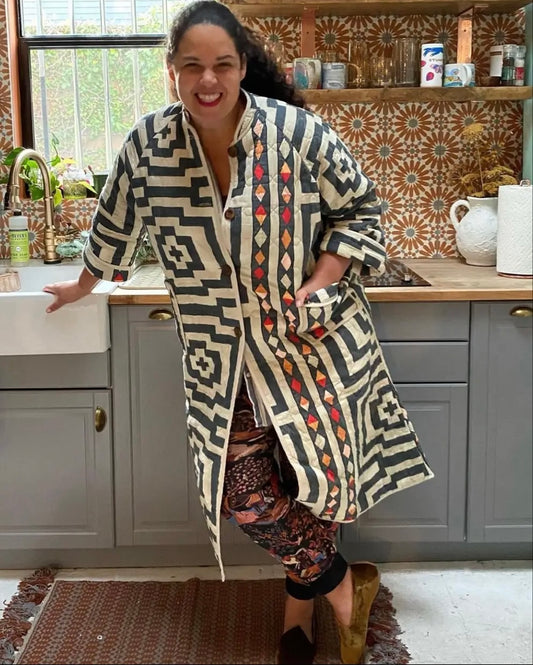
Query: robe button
228 146 238 157
234 327 242 338
221 264 232 277
224 208 235 220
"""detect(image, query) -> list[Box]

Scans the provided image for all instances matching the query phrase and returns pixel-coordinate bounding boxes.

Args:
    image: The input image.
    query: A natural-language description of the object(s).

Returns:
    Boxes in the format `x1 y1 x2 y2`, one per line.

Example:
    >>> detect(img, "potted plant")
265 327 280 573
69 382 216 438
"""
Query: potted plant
449 123 519 266
451 122 518 198
1 136 96 208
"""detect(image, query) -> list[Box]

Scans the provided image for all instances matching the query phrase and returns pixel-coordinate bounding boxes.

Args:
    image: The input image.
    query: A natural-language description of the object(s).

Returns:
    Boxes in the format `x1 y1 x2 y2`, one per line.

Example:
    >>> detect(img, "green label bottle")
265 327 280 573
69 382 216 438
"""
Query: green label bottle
9 212 30 266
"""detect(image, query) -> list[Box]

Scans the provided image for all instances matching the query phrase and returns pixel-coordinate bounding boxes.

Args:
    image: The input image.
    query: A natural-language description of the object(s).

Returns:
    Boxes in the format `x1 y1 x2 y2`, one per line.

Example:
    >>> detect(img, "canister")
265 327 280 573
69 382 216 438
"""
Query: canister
420 43 444 87
322 62 347 89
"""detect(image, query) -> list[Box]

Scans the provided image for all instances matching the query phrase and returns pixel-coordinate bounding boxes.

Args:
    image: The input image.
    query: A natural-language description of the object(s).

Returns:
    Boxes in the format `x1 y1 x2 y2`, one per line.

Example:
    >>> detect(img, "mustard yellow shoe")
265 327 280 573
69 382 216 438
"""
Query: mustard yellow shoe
336 562 380 664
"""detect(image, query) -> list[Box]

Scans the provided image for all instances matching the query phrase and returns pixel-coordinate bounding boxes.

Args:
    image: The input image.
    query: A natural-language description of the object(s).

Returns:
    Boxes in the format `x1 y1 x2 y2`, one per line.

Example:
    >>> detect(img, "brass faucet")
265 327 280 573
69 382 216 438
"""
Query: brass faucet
7 148 61 264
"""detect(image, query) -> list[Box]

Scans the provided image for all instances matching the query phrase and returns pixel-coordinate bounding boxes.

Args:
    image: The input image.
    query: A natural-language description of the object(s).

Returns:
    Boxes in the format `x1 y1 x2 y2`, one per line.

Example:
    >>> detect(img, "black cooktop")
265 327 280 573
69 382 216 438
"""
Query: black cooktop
360 258 431 288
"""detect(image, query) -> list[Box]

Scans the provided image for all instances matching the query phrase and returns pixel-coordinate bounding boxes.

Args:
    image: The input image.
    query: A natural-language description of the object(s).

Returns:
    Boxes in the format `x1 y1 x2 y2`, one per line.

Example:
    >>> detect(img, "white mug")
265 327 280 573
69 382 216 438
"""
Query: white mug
293 58 322 89
444 63 475 87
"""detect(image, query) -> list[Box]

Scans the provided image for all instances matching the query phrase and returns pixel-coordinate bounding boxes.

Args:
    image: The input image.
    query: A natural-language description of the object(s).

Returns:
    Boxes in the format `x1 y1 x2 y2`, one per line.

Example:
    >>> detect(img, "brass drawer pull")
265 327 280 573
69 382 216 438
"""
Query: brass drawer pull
94 407 107 433
510 306 532 318
148 309 174 321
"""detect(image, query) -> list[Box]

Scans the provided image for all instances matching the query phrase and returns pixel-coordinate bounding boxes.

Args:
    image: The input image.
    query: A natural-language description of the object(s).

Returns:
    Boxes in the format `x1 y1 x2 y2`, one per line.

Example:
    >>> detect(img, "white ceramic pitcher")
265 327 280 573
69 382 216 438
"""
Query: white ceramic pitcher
449 196 498 266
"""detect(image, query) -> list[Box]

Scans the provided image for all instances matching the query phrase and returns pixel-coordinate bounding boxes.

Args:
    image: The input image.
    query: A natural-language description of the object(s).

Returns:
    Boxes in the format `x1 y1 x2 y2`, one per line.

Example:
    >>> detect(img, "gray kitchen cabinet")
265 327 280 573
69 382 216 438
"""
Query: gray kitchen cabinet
0 389 114 549
112 306 251 549
342 302 470 545
111 306 209 546
468 301 533 543
349 383 468 543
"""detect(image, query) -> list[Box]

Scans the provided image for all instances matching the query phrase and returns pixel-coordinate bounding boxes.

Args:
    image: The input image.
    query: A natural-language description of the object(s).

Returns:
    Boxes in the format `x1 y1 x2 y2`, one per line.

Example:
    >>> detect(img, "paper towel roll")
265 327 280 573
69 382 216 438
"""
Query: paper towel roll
496 184 532 277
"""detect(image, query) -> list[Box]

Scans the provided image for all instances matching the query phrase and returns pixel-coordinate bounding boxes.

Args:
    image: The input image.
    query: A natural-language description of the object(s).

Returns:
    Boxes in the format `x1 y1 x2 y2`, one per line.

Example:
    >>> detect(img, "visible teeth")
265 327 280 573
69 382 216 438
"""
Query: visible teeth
198 93 220 102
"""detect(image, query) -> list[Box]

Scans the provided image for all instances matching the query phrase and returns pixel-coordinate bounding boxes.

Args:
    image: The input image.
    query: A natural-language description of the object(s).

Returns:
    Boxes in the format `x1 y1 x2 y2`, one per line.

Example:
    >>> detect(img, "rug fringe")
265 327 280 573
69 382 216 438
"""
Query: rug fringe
0 568 57 665
366 584 411 664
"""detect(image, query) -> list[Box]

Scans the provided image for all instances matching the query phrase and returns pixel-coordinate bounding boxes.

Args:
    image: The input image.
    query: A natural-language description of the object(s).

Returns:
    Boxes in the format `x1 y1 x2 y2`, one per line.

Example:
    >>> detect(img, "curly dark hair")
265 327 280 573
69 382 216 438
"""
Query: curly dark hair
165 0 306 109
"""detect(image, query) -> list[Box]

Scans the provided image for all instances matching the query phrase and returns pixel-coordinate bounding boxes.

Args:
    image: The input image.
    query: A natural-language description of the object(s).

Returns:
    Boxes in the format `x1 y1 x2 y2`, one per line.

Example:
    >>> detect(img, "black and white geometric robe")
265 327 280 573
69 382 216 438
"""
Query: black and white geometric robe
84 91 434 575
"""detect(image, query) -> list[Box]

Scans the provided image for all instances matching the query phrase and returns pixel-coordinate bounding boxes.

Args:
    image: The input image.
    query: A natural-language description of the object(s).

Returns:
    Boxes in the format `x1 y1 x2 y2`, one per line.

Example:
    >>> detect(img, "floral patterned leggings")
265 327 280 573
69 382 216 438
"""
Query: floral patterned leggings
221 381 348 599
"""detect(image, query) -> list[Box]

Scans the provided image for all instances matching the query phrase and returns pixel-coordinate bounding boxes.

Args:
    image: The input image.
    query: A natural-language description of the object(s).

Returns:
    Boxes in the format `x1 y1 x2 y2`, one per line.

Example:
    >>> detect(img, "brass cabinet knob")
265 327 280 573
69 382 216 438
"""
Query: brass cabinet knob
94 407 107 433
148 309 174 321
510 306 533 318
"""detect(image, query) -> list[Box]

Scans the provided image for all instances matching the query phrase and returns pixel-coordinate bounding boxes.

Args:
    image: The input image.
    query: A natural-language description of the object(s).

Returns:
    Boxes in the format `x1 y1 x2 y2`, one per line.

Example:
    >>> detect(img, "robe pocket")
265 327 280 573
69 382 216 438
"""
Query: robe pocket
296 282 341 335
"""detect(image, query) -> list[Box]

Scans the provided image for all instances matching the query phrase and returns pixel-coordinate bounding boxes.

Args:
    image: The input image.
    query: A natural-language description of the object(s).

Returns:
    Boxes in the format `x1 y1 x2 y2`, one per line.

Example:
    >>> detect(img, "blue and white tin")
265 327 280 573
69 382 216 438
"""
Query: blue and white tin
322 62 347 89
420 43 444 87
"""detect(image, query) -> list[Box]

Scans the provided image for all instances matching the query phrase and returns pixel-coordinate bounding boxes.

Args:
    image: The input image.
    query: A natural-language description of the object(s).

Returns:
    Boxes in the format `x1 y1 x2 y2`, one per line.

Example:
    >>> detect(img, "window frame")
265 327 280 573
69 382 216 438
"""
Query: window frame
14 3 167 151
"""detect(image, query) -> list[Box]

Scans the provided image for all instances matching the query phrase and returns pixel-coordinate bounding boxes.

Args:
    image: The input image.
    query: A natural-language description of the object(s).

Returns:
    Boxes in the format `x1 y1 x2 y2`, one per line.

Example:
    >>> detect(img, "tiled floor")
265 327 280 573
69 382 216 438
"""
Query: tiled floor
1 560 531 664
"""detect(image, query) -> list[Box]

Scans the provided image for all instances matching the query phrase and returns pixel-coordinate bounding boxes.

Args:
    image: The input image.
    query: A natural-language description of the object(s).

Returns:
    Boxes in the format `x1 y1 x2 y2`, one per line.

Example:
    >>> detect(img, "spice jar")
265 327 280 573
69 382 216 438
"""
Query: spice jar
514 45 526 86
489 44 504 86
501 44 517 86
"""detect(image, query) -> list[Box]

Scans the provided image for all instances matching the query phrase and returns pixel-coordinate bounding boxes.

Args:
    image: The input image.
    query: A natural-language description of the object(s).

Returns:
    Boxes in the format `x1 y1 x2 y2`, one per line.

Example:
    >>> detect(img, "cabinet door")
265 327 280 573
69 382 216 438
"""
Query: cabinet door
112 306 294 553
343 384 468 544
468 302 533 543
0 390 113 549
112 306 211 546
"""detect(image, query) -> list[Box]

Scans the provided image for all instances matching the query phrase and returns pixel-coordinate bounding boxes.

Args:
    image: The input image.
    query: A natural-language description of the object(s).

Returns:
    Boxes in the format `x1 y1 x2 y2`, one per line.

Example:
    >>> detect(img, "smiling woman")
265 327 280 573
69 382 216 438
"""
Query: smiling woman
167 25 247 136
32 3 435 664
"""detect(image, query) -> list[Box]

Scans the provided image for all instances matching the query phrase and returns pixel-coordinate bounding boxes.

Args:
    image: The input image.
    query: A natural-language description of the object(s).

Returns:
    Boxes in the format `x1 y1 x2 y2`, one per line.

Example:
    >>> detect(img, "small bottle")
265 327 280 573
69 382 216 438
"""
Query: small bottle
9 211 30 266
489 44 504 85
514 45 526 86
501 44 517 86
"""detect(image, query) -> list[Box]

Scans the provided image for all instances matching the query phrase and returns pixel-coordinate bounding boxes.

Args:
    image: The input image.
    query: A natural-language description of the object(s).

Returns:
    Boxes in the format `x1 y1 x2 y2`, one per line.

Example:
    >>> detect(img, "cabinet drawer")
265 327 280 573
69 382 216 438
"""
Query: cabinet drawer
371 302 470 341
0 352 110 389
382 342 469 383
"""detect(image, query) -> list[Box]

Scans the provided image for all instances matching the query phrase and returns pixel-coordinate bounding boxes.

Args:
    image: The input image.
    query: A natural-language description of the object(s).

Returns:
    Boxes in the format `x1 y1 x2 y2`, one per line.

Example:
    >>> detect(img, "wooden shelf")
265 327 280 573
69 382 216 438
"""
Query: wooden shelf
300 86 533 104
227 0 530 18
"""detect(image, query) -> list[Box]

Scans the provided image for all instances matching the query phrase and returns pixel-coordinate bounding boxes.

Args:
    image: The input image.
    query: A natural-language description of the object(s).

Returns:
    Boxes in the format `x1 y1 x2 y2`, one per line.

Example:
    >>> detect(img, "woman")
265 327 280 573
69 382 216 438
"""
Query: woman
44 1 434 662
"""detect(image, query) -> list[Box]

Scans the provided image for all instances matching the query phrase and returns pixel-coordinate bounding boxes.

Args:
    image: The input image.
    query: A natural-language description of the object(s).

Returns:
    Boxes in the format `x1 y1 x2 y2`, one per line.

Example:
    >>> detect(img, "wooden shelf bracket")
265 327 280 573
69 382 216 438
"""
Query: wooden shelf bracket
457 7 474 63
301 6 316 57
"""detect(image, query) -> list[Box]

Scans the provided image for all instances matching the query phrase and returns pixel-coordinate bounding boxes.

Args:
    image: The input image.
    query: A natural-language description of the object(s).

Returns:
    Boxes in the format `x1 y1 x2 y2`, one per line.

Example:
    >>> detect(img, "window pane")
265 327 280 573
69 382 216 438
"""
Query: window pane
30 46 167 172
20 0 190 36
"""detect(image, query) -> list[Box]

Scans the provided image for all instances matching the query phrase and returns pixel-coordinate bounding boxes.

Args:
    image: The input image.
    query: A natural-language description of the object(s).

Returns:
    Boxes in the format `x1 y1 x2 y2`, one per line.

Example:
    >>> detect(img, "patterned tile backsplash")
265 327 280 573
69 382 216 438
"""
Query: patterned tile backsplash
0 2 526 260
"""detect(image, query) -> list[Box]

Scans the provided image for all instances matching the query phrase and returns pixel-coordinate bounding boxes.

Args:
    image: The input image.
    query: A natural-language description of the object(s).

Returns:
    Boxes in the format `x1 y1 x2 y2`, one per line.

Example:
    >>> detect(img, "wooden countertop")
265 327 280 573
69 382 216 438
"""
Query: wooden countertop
108 258 533 305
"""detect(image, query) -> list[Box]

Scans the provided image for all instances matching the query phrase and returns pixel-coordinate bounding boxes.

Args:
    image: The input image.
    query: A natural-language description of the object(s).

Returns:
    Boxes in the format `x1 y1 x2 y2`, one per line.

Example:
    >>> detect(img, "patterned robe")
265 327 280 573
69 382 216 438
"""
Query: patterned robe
84 91 434 574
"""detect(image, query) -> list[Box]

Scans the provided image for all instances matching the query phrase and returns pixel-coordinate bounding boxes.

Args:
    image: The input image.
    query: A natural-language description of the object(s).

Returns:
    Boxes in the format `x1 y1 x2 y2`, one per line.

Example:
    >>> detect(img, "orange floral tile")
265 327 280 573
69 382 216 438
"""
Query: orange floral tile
386 212 435 257
0 10 526 260
315 17 353 58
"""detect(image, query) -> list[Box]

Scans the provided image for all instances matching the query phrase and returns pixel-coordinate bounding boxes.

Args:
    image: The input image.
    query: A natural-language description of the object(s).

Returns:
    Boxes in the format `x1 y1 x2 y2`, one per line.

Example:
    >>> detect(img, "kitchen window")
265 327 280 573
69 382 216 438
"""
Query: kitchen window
15 0 189 173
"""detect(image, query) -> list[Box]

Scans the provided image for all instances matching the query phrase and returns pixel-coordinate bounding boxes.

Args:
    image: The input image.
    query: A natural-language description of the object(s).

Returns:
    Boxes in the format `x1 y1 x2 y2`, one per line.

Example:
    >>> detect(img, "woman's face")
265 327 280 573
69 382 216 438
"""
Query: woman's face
168 24 246 133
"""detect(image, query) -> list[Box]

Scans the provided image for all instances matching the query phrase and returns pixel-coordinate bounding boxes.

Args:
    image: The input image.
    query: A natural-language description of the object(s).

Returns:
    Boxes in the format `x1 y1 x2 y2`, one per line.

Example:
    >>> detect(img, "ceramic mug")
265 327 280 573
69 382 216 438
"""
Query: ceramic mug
444 62 475 87
293 57 322 89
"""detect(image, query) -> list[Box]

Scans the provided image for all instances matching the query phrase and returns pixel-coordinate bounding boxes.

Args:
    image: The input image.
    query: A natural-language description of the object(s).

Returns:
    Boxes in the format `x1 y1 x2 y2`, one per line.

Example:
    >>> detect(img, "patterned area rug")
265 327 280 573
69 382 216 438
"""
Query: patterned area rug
0 568 411 665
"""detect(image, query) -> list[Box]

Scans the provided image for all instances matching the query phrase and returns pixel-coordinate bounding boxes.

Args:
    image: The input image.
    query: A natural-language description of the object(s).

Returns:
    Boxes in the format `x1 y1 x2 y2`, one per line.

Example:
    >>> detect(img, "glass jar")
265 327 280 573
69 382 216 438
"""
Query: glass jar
501 44 517 86
489 44 504 86
315 50 338 63
347 39 368 88
514 45 526 86
393 37 419 87
370 54 394 88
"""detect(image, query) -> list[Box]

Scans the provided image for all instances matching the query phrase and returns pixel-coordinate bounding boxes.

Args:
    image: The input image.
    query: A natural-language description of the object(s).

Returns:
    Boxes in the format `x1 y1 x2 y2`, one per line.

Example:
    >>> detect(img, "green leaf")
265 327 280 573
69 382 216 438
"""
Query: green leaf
29 184 44 200
2 147 25 167
50 173 60 190
53 188 63 208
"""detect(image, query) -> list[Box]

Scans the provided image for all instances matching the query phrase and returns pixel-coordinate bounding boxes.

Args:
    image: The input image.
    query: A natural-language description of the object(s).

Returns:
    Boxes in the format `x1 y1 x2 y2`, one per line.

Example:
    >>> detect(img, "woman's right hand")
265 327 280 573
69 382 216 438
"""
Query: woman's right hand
43 267 101 313
43 280 91 313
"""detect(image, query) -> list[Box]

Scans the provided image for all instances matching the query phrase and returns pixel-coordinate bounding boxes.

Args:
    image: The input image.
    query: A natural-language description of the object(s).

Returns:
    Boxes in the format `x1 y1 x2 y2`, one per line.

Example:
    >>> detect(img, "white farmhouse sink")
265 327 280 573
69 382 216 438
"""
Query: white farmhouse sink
0 261 117 355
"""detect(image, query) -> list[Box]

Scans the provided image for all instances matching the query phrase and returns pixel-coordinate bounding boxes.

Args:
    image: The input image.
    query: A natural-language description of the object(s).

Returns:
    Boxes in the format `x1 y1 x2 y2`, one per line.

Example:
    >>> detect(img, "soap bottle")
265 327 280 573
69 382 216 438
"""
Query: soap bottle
9 211 30 266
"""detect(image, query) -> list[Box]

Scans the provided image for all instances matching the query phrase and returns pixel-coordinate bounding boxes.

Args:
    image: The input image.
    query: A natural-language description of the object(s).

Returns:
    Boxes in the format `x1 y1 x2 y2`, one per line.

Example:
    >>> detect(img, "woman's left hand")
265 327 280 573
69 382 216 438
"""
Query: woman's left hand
295 252 351 307
295 279 324 307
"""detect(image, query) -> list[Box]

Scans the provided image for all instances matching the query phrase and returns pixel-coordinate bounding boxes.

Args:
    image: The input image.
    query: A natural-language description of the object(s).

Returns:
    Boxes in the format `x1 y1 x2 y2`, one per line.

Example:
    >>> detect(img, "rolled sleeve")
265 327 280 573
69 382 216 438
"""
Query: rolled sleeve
316 130 386 276
83 129 144 283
